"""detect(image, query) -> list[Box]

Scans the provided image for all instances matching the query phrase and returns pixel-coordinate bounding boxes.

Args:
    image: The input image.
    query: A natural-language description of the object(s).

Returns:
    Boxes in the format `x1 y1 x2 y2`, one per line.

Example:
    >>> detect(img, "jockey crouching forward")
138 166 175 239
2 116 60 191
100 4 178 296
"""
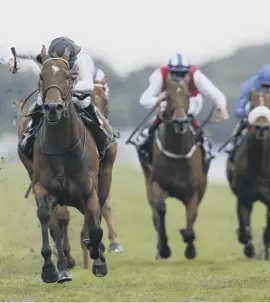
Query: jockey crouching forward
137 52 229 165
5 37 113 160
226 65 270 161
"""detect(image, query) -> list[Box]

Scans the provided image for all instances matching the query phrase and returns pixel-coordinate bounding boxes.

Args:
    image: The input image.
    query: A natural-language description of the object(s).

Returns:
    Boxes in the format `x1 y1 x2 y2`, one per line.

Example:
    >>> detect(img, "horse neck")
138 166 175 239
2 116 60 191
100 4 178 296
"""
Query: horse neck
160 121 195 155
39 102 82 153
246 131 270 177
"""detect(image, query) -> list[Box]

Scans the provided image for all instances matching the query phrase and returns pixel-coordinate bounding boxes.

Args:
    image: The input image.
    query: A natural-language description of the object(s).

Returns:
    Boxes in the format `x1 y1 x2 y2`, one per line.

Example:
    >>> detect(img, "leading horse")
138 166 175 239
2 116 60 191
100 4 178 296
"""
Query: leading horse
136 73 209 260
51 74 123 270
227 89 270 259
17 46 114 283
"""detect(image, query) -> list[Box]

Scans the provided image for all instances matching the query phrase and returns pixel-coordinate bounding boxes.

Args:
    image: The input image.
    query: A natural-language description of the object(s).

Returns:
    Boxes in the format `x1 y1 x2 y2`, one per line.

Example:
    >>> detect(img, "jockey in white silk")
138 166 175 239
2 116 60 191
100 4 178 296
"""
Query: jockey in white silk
0 37 112 158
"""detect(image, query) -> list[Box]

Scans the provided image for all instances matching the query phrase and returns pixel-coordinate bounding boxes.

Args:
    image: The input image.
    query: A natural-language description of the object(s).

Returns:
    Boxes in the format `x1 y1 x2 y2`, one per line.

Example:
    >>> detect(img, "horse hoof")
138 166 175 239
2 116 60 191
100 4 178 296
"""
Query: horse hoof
67 257 76 269
108 243 124 253
244 243 255 258
92 259 108 277
41 263 58 283
185 244 197 259
57 270 72 283
156 245 171 259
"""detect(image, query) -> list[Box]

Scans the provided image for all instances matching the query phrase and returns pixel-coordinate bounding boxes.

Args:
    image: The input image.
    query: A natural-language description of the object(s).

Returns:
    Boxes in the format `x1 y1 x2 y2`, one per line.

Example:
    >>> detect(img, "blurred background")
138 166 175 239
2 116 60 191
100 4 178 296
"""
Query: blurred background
0 0 270 184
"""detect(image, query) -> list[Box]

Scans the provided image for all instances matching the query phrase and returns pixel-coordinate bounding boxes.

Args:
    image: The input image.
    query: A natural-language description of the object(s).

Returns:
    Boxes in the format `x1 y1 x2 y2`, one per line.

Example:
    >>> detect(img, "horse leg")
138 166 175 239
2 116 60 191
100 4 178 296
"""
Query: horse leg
237 199 255 258
102 197 124 253
84 188 107 277
263 207 270 260
34 183 58 283
56 206 76 269
151 181 171 260
80 219 89 270
180 193 199 260
49 208 72 283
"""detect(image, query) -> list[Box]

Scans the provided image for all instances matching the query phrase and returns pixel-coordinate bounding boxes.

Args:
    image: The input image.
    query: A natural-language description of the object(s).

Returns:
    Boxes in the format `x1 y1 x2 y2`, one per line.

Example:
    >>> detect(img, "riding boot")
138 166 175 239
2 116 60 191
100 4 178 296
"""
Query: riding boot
19 102 43 159
188 115 215 173
83 102 114 159
201 135 215 174
226 119 247 161
137 116 162 162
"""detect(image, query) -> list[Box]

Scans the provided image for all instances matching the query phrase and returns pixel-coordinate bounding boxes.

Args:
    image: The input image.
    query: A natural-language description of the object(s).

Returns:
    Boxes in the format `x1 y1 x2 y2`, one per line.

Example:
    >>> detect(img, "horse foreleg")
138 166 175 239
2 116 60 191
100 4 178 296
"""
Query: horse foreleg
55 206 76 269
181 193 199 260
49 207 72 283
263 207 270 260
80 219 89 270
34 183 58 283
237 198 255 258
84 188 107 277
102 197 124 253
151 181 171 260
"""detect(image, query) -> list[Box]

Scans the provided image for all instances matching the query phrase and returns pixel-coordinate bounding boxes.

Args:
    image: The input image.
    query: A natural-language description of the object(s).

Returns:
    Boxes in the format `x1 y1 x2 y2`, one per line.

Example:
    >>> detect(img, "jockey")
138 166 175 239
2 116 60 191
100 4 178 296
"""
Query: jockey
3 37 112 159
226 64 270 158
137 52 229 164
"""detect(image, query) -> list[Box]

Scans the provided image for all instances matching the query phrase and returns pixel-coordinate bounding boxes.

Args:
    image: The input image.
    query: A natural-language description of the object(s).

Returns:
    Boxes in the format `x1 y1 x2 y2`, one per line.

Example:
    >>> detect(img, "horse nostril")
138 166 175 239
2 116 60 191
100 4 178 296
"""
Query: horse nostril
56 103 64 110
43 104 50 111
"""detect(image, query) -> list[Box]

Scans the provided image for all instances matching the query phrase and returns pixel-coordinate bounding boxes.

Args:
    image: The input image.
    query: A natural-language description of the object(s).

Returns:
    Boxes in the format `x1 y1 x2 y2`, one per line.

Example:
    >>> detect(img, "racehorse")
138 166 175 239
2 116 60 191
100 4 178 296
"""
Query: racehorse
17 46 115 283
226 89 270 259
136 73 209 260
51 76 123 270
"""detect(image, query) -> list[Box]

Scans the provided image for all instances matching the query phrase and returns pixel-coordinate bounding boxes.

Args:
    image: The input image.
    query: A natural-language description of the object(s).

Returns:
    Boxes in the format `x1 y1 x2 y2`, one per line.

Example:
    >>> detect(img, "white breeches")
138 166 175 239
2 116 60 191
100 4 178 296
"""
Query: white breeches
160 94 203 117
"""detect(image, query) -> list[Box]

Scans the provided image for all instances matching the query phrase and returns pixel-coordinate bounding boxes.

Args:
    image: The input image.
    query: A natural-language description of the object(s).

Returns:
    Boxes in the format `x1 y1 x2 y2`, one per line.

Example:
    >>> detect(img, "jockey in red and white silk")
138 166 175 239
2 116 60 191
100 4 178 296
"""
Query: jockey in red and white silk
137 52 229 164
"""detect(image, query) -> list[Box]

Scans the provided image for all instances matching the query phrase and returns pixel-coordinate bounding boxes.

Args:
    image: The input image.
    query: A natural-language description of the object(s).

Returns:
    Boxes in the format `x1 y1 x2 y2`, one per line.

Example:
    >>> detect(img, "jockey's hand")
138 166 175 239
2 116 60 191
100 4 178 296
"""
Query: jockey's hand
217 106 229 121
8 58 20 74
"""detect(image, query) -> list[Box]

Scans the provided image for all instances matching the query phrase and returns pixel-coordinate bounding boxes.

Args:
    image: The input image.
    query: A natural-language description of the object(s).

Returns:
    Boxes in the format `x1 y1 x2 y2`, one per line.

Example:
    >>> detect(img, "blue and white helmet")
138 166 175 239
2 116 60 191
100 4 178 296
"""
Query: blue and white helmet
168 53 190 73
258 65 270 86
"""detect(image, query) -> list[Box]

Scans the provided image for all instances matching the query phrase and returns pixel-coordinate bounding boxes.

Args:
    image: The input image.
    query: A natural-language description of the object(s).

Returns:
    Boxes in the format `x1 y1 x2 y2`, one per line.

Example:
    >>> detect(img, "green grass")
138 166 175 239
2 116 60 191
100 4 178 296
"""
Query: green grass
0 161 270 301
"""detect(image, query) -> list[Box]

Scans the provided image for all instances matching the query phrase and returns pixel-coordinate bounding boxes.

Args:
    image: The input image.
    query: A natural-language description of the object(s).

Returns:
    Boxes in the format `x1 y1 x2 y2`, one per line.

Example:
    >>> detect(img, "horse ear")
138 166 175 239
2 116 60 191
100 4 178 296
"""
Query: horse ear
40 45 47 63
62 47 70 62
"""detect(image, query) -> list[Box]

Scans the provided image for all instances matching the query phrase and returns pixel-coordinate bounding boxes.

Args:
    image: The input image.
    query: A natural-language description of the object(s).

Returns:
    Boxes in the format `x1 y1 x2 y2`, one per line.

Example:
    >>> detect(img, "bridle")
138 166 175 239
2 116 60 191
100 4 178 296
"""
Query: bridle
39 57 74 109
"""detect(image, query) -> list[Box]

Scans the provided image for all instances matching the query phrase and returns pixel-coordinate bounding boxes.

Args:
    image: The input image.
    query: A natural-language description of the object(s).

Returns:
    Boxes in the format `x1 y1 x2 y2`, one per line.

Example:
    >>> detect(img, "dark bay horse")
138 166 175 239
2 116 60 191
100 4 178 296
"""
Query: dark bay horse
52 76 123 270
17 46 113 283
137 74 208 260
227 89 270 259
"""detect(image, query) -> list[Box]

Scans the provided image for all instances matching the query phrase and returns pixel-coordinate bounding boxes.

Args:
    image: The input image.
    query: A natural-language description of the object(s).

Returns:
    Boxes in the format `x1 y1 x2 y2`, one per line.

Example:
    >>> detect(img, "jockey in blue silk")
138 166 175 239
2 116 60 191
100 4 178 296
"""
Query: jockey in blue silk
226 65 270 157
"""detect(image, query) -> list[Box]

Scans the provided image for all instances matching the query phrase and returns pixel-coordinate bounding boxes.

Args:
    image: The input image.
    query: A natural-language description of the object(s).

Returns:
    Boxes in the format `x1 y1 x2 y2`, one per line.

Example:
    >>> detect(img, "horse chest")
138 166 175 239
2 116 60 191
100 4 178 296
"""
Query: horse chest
44 172 91 202
153 163 196 198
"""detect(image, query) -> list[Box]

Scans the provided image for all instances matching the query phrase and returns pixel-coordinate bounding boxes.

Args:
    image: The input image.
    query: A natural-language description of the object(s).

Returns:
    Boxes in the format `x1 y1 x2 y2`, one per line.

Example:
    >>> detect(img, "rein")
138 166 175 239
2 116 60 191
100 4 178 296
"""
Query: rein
34 57 85 159
156 102 216 159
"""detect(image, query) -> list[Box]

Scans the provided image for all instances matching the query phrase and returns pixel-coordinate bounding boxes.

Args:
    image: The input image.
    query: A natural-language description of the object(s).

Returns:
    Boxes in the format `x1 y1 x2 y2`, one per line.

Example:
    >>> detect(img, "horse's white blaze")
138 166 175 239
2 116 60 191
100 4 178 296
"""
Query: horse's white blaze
248 106 270 125
52 65 60 74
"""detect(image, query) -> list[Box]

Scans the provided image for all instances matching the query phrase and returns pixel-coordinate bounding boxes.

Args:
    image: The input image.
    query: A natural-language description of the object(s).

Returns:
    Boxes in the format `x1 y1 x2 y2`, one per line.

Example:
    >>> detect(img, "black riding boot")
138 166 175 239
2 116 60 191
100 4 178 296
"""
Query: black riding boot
137 117 162 163
19 103 43 159
83 102 114 159
198 131 215 174
226 120 247 162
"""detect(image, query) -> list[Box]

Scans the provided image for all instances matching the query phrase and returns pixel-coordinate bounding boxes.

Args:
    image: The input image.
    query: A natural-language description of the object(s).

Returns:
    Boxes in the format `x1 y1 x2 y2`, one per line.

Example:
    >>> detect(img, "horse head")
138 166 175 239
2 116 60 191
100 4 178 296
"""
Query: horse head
163 72 190 134
248 89 270 139
38 45 73 125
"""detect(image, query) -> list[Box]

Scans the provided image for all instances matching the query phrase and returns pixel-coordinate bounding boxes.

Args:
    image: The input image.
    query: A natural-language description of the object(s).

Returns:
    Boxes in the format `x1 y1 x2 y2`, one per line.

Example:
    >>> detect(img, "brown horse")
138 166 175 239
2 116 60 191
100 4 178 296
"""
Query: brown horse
17 46 115 283
51 76 123 270
136 74 208 260
227 89 270 259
